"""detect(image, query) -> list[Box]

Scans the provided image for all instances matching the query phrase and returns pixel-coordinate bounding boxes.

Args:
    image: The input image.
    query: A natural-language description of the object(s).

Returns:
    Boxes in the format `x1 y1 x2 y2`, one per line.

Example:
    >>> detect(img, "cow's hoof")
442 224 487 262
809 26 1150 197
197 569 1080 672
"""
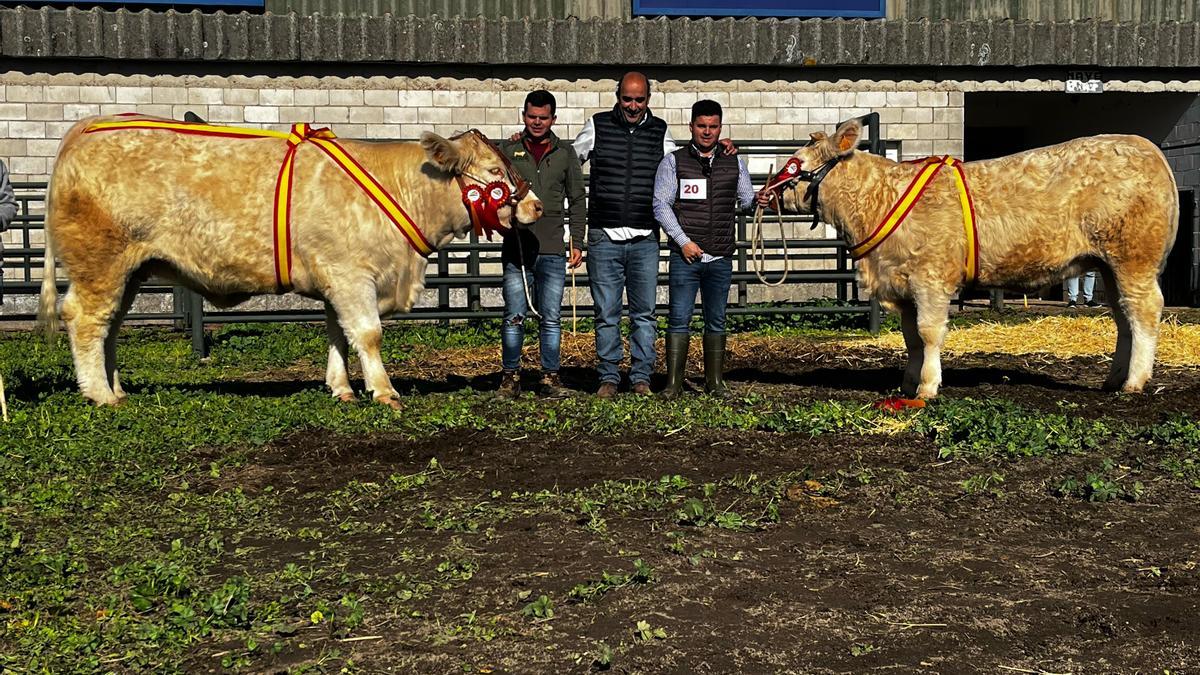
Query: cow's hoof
1121 382 1145 394
375 396 403 410
916 387 939 400
336 392 357 403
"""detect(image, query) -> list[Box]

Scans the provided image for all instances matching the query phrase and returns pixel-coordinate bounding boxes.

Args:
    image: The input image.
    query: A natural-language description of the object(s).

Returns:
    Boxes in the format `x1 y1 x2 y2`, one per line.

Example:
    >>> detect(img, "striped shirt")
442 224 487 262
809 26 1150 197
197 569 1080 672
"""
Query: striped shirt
652 148 757 262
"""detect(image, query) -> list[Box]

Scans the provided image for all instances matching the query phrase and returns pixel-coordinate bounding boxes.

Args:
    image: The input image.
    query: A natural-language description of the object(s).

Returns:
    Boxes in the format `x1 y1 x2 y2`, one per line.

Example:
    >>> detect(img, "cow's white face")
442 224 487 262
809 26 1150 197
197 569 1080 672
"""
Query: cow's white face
778 119 861 214
421 131 543 230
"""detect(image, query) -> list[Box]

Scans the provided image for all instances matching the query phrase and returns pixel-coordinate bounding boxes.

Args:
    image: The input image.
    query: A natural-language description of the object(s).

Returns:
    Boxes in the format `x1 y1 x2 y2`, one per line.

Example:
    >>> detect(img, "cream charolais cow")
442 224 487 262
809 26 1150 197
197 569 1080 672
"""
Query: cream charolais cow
37 115 542 408
769 117 1178 398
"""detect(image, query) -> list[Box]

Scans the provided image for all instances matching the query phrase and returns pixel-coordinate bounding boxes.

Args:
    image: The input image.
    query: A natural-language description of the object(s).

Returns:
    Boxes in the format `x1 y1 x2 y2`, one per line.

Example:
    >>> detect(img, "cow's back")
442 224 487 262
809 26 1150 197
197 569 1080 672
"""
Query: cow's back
49 116 293 294
53 118 430 298
964 134 1177 286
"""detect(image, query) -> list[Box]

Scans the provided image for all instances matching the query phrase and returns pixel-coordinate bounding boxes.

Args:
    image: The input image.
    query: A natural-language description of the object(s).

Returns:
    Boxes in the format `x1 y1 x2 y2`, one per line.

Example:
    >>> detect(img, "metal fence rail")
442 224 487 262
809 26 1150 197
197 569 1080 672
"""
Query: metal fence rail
0 120 885 356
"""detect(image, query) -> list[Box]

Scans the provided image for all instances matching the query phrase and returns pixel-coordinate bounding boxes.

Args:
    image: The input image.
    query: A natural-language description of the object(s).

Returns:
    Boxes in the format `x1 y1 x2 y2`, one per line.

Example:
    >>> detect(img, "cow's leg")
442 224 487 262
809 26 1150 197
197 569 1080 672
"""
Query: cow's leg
61 282 126 406
914 291 952 399
1109 267 1163 393
898 300 924 397
1099 265 1132 391
1125 283 1163 392
104 278 141 401
328 285 400 409
324 302 356 402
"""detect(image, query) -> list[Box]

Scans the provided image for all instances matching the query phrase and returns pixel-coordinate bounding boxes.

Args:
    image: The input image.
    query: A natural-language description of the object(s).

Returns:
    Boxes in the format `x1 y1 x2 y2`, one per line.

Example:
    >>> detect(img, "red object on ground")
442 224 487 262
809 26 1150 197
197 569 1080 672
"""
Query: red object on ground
873 397 927 412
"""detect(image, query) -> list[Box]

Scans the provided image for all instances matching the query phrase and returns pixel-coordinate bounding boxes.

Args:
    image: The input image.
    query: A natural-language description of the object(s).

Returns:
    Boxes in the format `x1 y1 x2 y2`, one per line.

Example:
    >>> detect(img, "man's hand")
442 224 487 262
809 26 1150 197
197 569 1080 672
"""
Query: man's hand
509 131 522 142
755 189 775 208
568 247 583 269
718 138 738 156
681 242 704 263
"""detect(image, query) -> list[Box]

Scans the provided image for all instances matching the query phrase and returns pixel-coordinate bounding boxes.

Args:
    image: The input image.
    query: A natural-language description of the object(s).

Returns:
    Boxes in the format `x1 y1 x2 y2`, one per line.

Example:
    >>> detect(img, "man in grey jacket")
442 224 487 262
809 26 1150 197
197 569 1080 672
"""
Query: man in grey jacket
0 160 18 302
496 90 587 398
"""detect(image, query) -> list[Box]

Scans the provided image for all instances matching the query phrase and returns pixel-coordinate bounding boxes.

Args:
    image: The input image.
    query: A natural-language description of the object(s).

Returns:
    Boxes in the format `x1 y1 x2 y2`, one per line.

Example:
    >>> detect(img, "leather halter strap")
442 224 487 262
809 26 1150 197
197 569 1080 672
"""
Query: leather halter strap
450 129 531 203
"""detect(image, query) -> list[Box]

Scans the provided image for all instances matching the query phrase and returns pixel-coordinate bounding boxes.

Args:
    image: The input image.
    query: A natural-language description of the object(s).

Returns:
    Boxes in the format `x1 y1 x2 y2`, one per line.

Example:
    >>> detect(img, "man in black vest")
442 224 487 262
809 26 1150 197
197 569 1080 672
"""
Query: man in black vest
573 72 677 399
653 100 769 398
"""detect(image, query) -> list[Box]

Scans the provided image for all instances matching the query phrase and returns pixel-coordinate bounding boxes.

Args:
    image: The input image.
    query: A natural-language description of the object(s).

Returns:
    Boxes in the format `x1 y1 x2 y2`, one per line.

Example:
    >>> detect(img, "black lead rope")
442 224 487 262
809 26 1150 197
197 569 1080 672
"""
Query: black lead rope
799 155 842 228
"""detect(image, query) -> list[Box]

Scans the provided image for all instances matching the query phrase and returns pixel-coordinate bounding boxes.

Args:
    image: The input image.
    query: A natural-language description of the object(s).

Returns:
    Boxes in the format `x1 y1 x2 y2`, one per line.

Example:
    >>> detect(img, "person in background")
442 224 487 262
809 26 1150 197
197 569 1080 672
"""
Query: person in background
653 100 768 398
0 160 17 304
1066 269 1100 308
495 90 587 399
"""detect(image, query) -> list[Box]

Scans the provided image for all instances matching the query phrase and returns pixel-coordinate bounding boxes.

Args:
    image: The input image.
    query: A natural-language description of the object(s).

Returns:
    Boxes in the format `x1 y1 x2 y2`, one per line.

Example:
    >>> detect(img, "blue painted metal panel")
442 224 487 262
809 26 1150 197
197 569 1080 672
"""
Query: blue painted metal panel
632 0 884 18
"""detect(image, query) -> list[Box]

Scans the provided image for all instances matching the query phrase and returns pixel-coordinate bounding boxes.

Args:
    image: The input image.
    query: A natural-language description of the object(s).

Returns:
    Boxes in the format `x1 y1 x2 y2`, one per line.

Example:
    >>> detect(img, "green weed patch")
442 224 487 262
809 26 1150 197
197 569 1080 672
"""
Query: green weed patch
3 324 1200 671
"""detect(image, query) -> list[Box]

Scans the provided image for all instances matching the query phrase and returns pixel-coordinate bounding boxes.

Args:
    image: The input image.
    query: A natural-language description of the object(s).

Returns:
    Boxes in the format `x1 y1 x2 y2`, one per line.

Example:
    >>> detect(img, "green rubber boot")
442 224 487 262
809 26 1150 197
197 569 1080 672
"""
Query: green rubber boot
703 332 728 398
658 333 690 400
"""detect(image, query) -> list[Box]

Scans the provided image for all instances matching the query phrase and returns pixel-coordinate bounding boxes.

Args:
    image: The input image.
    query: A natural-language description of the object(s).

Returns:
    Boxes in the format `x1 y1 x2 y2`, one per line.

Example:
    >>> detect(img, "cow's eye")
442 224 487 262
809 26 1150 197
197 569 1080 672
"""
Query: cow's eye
490 168 503 176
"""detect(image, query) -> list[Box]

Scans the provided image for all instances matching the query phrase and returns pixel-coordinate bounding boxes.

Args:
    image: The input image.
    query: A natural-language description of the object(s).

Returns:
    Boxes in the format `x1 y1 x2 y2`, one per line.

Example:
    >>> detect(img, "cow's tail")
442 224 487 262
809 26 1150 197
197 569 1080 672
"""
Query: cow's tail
35 173 58 342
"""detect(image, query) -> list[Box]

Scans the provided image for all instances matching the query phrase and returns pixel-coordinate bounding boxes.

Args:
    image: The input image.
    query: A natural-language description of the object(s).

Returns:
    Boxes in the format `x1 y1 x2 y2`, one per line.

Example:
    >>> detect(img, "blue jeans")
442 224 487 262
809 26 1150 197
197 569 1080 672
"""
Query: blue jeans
587 234 660 385
1065 270 1097 302
667 251 733 334
502 254 566 372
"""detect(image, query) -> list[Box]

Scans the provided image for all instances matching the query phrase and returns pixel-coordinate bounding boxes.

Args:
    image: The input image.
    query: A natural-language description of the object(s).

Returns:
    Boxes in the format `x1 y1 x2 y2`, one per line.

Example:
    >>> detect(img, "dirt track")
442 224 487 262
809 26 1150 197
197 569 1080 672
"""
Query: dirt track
184 342 1200 674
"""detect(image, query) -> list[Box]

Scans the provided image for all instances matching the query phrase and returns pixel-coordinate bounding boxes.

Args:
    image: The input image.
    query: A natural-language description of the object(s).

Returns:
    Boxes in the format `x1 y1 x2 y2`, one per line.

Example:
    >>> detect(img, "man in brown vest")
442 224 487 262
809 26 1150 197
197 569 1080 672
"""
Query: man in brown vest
652 100 769 398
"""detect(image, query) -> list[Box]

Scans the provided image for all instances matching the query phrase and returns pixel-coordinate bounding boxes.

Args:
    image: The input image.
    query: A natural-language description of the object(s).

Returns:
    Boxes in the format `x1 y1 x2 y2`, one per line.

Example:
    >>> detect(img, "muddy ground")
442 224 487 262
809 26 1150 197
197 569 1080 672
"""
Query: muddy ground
186 344 1200 674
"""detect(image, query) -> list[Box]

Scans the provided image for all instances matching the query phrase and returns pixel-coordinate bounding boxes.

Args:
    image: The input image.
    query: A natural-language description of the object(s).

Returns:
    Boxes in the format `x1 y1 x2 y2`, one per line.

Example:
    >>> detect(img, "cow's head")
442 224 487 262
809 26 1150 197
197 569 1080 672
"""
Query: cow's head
420 130 543 231
773 118 861 215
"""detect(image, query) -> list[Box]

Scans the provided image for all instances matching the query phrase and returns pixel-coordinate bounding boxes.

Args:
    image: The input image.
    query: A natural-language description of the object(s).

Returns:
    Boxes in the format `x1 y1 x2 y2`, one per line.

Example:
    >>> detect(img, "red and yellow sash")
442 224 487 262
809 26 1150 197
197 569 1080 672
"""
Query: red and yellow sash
848 155 979 285
84 116 434 290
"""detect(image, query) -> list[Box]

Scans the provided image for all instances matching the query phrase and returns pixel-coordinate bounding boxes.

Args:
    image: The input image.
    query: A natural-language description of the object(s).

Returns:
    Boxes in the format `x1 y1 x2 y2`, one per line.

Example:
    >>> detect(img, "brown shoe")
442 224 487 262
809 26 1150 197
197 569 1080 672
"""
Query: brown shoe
497 371 521 399
631 381 652 396
595 382 618 399
540 372 570 398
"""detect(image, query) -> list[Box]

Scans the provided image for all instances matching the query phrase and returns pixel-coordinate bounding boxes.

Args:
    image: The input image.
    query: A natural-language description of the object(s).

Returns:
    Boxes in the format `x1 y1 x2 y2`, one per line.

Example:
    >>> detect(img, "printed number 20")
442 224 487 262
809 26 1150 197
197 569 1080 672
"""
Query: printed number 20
683 184 699 194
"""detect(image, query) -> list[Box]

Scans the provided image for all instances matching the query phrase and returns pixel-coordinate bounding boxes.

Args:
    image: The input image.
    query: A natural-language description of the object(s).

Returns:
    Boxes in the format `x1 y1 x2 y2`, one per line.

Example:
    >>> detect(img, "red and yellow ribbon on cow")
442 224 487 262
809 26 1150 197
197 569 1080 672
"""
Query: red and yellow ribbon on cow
84 115 435 290
848 155 980 285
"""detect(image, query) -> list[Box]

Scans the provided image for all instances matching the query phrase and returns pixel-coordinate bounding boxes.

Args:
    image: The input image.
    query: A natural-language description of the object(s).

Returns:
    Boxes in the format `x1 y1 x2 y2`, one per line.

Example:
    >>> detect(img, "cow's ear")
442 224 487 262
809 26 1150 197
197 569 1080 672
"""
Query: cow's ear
832 119 861 156
420 132 465 173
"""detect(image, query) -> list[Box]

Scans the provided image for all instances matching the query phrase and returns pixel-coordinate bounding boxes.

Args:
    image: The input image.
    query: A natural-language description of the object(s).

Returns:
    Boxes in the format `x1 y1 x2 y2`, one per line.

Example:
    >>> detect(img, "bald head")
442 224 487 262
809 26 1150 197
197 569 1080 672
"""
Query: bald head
616 71 651 125
619 72 650 95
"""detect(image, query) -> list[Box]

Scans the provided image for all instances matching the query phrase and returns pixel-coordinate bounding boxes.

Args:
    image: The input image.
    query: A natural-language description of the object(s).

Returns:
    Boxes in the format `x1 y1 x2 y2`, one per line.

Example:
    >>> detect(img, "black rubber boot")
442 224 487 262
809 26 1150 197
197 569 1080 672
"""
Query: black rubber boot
703 333 729 398
658 333 690 400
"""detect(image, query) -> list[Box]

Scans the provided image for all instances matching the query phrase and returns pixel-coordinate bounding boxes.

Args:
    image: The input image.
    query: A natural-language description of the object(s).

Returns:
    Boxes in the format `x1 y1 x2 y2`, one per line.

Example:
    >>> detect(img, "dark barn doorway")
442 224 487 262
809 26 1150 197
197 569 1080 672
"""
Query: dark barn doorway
965 91 1198 306
1162 189 1197 307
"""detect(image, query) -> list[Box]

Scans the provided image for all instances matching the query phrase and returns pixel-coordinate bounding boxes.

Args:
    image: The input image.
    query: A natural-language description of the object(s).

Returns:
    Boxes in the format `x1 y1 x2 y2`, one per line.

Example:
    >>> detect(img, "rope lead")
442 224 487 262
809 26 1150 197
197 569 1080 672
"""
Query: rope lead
750 190 792 288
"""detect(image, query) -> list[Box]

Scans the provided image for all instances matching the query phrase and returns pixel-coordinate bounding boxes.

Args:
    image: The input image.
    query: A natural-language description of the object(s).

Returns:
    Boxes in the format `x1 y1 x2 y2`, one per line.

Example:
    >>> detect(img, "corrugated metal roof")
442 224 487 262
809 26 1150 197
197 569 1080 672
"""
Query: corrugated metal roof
889 0 1196 22
264 0 628 20
1 6 1196 68
264 0 1197 22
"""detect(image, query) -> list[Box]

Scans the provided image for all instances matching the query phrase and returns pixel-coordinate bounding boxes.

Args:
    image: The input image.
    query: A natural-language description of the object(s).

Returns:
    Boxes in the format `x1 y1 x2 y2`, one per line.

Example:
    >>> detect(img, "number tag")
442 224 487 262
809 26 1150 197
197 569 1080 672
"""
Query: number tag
679 178 707 200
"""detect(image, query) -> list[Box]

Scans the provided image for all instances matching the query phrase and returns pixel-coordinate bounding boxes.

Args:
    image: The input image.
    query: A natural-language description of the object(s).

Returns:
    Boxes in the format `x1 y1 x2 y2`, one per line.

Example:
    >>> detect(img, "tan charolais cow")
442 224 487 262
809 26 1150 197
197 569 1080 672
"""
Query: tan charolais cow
772 118 1178 398
37 115 542 407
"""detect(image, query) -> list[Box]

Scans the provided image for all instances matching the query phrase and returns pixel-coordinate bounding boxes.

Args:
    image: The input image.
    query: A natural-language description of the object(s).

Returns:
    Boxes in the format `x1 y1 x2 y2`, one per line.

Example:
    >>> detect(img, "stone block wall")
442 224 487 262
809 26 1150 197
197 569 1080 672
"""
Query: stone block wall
0 72 969 182
0 70 975 314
